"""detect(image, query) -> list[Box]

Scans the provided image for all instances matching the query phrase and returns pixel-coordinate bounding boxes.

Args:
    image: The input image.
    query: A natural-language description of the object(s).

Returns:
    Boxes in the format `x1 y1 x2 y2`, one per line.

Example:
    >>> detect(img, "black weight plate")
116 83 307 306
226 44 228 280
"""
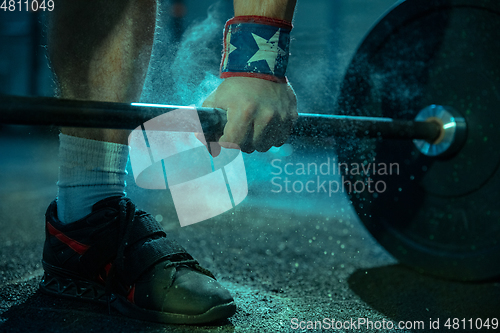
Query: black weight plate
337 0 500 281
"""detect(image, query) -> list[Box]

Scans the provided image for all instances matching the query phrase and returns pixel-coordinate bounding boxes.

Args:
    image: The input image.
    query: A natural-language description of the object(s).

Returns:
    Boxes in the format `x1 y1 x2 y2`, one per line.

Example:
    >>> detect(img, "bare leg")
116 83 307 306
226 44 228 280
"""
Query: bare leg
42 2 236 324
47 0 156 143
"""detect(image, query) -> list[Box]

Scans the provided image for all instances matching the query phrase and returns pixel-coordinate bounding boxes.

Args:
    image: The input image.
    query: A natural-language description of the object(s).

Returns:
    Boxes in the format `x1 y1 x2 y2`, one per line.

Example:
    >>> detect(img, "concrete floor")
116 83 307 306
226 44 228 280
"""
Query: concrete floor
0 127 499 333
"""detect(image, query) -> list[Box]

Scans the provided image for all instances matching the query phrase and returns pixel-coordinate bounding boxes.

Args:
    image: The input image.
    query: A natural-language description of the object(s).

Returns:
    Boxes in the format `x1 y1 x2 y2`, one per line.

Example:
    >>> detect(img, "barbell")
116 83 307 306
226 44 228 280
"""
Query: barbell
0 0 498 281
0 94 462 157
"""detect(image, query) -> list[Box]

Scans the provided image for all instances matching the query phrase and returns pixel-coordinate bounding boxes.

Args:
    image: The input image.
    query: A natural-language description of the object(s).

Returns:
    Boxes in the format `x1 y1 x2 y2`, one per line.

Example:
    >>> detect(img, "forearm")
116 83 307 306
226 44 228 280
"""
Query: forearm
233 0 296 21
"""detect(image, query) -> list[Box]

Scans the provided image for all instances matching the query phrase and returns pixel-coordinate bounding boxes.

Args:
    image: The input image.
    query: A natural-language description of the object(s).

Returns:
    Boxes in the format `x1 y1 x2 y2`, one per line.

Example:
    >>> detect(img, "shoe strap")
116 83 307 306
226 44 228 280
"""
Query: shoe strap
126 211 166 245
122 237 192 285
115 199 213 287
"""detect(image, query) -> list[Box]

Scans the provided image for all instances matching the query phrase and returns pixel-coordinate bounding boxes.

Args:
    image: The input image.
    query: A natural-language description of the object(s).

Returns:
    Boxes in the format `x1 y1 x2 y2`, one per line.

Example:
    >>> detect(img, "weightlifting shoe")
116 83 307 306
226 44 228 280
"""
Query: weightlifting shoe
40 196 236 324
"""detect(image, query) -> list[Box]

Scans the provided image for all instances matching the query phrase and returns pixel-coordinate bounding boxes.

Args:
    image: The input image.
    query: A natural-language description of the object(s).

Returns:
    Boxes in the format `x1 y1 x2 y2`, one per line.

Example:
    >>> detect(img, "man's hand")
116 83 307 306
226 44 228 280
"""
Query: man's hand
202 77 297 153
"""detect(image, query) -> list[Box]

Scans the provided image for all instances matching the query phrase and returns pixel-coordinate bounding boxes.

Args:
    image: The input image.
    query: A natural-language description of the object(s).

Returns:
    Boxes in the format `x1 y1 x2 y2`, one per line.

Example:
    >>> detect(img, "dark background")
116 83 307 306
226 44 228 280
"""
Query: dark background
3 1 499 333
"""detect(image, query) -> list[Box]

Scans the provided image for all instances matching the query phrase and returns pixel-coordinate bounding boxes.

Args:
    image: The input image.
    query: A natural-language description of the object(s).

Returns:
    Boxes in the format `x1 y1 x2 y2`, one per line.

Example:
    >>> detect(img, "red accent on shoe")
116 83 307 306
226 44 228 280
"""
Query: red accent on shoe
127 285 136 304
104 263 112 276
47 222 90 255
98 263 113 284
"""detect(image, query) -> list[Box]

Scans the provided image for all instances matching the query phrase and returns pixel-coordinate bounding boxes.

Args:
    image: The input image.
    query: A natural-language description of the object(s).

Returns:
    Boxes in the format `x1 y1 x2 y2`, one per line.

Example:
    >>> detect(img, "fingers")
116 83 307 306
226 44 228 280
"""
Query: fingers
220 105 254 152
201 77 298 154
252 110 287 152
218 105 296 153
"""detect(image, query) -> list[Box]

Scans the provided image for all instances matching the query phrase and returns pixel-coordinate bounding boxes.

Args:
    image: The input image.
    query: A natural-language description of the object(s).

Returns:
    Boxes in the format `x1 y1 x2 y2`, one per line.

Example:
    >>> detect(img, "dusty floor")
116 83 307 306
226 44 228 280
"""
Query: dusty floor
0 128 499 333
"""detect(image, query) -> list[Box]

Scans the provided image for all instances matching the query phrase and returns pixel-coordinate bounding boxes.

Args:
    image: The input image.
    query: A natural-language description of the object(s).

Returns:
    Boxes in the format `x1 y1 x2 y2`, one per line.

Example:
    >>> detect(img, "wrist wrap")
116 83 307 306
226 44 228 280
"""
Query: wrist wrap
220 15 292 83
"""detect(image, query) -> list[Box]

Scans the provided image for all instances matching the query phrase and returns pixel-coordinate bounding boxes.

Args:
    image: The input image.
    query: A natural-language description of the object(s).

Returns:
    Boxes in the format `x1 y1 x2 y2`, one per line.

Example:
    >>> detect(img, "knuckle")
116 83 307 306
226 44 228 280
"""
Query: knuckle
237 108 254 123
240 99 258 112
261 143 274 152
242 146 255 154
261 110 275 124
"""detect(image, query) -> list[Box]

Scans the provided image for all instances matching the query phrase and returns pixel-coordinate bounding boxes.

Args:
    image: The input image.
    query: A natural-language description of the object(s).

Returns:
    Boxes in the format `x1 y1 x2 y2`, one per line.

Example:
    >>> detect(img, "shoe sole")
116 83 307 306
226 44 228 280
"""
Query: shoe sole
113 295 236 325
40 262 236 325
40 263 108 303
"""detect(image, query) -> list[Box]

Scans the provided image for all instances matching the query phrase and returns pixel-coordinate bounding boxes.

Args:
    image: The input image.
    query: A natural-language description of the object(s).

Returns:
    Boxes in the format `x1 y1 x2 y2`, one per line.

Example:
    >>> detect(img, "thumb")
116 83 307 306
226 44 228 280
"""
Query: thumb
218 136 241 151
208 142 222 157
194 132 222 157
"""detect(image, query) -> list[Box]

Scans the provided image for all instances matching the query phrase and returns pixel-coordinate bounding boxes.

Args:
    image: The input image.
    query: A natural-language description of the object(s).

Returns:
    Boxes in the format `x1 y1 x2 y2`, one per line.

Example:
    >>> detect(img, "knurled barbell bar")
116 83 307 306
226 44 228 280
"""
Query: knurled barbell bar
0 94 465 158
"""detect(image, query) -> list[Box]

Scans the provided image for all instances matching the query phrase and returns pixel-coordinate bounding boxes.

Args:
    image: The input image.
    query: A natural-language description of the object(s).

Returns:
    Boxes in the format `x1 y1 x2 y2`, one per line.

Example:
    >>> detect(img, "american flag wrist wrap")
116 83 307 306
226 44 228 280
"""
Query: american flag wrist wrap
220 16 292 83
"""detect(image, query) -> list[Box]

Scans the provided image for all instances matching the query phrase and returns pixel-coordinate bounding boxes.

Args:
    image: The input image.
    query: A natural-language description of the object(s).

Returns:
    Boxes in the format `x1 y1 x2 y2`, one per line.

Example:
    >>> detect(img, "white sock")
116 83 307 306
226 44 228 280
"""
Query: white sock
57 133 130 224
